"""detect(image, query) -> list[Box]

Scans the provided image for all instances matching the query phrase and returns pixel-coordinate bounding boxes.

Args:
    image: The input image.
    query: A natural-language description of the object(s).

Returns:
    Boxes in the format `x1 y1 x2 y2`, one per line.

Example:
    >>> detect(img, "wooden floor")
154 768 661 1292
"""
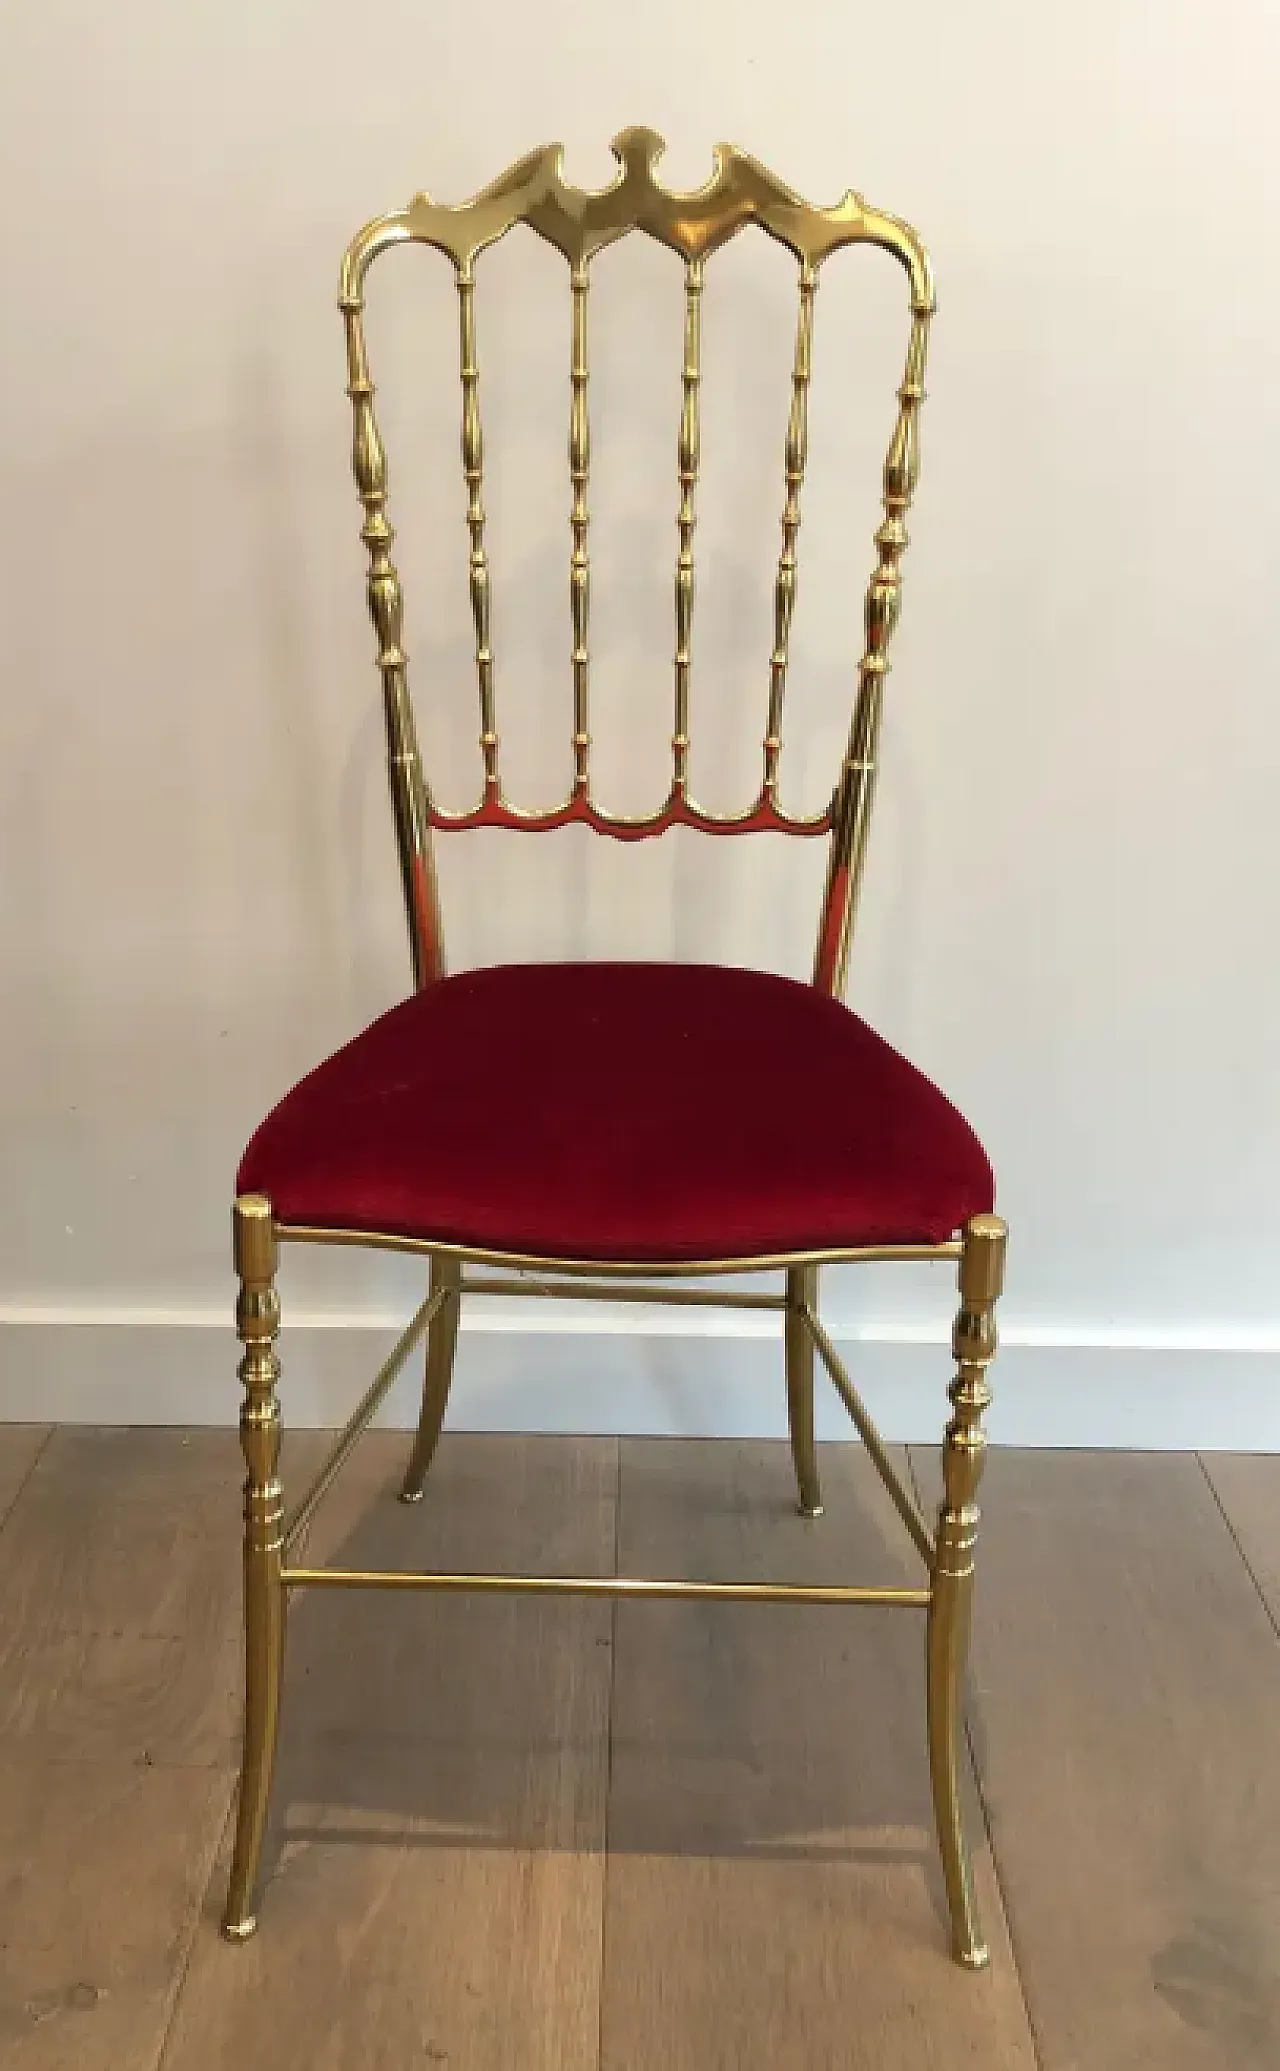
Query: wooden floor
0 1427 1277 2069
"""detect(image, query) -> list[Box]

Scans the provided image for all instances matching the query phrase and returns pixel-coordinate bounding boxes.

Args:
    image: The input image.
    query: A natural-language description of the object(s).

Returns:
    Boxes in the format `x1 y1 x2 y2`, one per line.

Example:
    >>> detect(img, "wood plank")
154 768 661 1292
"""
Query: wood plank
911 1446 1280 2069
0 1759 231 2070
602 1438 1035 2071
0 1427 50 1526
162 1433 615 2071
0 1428 259 1767
1200 1453 1280 1631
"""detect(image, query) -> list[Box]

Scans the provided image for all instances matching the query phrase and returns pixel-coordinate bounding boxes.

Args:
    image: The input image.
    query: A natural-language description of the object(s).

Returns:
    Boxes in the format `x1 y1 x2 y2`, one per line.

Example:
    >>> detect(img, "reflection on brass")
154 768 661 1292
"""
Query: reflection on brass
279 1222 961 1276
222 1196 286 1941
343 125 931 280
460 1275 787 1308
673 257 703 796
342 299 443 987
400 1255 463 1502
765 265 816 799
785 1264 822 1516
456 271 499 802
569 267 592 794
282 1567 931 1609
814 307 930 994
927 1214 1007 1970
337 125 930 863
227 145 1002 1974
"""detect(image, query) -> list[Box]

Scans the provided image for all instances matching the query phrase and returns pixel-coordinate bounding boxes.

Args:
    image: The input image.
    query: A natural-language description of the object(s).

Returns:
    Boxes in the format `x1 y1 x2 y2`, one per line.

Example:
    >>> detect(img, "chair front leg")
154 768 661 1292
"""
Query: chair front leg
400 1253 462 1502
785 1265 823 1517
927 1211 1006 1970
223 1194 287 1941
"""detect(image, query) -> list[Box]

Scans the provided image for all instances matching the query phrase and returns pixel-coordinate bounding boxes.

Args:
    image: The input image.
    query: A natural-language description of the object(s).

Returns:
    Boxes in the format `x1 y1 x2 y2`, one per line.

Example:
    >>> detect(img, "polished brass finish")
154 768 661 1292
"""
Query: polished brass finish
337 126 930 855
343 124 930 279
784 1265 822 1517
927 1213 1007 1971
282 1567 931 1609
461 1274 786 1308
279 1223 962 1276
765 266 816 798
282 1283 449 1551
226 146 998 1968
569 267 592 793
222 1195 286 1941
802 1302 935 1567
814 306 931 994
673 258 703 795
342 299 443 986
400 1255 463 1501
456 270 499 801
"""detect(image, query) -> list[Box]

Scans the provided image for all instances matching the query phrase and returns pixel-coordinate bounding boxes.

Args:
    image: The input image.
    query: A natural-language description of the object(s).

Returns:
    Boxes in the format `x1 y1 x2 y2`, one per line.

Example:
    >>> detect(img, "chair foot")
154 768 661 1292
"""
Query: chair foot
222 1555 286 1939
797 1499 824 1520
927 1577 986 1968
398 1486 425 1506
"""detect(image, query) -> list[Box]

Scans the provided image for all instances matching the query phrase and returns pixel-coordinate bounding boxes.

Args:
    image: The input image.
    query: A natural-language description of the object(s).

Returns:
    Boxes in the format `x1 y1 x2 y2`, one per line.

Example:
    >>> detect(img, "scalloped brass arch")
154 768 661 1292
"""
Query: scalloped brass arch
340 126 934 299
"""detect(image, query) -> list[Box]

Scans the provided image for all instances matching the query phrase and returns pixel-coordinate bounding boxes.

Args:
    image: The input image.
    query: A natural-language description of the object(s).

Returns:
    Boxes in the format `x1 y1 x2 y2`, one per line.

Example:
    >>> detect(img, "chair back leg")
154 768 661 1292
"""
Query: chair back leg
400 1253 463 1502
785 1264 823 1518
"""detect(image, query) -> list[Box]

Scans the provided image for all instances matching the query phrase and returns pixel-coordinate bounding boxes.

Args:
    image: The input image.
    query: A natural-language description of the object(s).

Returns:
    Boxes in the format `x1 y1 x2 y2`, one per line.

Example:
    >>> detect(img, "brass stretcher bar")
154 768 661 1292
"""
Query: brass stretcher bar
280 1567 931 1609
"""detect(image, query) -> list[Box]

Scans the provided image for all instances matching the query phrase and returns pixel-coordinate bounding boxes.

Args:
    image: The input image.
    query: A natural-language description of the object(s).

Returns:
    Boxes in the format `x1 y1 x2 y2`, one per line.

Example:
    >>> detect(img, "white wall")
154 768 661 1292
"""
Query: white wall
2 2 1279 1442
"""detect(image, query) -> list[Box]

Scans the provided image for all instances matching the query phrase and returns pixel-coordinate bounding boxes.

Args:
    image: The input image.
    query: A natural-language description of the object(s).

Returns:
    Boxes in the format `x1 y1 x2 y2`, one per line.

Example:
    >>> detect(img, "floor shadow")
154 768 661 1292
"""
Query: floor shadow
257 1433 951 1928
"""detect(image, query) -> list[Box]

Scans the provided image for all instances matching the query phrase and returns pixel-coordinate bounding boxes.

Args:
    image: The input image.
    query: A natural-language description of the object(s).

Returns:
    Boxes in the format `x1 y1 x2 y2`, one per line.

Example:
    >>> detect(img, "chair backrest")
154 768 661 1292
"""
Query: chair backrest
339 127 933 998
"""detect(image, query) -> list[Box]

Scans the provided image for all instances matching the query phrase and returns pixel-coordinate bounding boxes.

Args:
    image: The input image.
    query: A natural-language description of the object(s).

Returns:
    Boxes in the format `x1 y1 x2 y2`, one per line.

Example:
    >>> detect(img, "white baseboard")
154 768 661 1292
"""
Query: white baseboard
0 1306 1276 1449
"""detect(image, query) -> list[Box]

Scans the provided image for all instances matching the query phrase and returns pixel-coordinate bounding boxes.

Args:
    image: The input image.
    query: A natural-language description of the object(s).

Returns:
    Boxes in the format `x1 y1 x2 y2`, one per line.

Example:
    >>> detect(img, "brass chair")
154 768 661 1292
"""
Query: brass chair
223 128 1008 1967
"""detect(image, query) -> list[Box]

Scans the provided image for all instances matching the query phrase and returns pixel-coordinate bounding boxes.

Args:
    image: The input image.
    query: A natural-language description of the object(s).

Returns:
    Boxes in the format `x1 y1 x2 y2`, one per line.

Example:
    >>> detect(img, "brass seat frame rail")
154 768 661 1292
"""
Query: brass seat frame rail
460 1275 787 1309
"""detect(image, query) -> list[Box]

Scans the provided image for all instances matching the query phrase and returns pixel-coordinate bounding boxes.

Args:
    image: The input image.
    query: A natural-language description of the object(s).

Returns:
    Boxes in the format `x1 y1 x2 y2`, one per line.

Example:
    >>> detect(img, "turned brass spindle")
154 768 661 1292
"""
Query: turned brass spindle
222 1195 285 1939
342 299 443 987
338 137 931 851
928 1213 1007 1969
764 265 817 799
672 258 704 796
569 267 592 795
457 267 498 802
814 305 930 995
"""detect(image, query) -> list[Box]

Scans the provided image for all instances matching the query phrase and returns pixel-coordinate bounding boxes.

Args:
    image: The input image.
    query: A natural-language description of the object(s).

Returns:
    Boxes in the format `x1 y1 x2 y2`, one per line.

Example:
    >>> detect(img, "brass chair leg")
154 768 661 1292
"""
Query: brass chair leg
927 1211 1006 1970
785 1265 823 1518
223 1194 287 1942
399 1253 462 1503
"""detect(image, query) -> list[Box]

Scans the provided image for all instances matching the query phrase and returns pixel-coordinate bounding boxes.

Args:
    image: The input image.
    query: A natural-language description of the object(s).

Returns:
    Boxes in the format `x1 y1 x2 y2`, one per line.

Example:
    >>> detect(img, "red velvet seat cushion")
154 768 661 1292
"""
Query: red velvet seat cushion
237 962 993 1263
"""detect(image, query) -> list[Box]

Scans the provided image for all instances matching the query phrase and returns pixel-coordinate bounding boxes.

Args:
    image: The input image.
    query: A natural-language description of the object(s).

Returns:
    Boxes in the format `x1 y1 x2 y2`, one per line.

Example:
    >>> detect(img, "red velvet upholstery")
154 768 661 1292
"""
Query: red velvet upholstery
238 963 993 1263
